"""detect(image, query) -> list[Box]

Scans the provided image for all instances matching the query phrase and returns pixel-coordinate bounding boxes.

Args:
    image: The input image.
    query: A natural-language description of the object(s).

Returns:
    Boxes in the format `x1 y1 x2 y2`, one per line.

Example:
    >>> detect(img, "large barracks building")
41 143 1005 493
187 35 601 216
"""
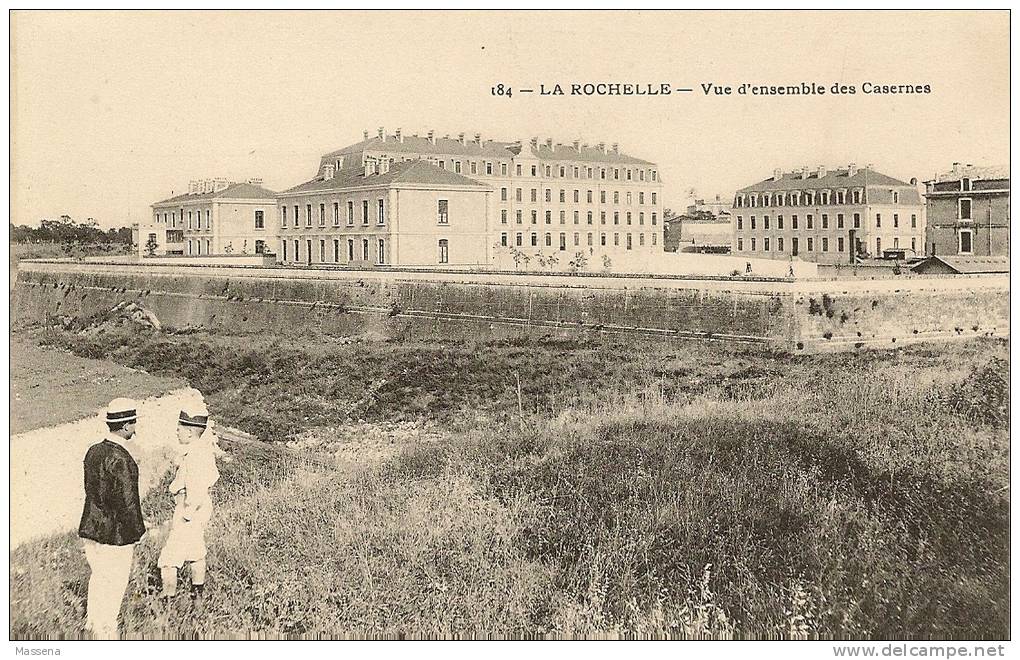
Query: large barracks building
144 128 665 268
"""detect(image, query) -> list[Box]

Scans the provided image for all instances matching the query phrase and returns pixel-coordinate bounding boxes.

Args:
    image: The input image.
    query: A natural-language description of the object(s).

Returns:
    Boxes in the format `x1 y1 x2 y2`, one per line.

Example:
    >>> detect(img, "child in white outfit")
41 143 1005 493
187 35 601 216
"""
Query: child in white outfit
158 401 220 601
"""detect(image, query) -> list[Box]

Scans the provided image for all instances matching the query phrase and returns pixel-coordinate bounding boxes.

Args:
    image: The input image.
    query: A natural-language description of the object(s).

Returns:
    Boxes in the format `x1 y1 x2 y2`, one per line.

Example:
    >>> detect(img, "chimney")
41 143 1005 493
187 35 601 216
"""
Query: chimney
530 137 539 149
952 162 961 174
545 138 553 149
458 132 466 145
363 158 376 177
611 142 619 154
475 133 483 146
246 177 263 186
817 165 827 179
848 162 857 177
573 140 580 150
597 142 606 152
427 130 436 145
378 127 385 142
773 168 783 181
363 130 369 141
323 163 335 180
214 178 230 192
379 159 390 175
188 180 198 194
801 166 810 180
395 128 403 143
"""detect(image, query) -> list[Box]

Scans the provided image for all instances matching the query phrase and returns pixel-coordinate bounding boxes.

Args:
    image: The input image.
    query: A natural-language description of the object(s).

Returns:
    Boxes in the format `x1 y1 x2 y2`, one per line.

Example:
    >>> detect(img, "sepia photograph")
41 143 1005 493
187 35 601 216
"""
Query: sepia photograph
6 8 1011 650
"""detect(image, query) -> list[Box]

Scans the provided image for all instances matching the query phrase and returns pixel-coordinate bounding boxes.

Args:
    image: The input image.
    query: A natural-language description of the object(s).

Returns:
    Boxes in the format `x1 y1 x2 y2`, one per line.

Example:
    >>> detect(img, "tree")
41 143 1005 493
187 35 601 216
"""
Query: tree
568 251 588 274
601 254 612 273
144 234 159 257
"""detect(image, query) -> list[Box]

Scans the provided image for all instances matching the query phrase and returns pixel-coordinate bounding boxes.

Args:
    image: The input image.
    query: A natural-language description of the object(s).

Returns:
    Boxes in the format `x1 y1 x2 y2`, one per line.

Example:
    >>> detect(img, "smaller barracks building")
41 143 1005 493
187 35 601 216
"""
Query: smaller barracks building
276 158 492 267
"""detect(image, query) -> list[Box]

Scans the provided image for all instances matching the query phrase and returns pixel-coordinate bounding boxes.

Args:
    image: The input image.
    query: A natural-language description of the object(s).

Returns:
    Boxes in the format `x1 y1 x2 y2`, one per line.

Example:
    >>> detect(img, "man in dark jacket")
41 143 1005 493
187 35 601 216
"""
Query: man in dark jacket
78 398 146 639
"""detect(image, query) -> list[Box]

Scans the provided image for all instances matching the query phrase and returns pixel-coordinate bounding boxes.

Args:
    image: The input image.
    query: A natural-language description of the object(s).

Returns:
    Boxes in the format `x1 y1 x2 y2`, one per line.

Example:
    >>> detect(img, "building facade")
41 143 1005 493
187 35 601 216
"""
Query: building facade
731 164 925 264
924 164 1009 257
147 179 277 257
314 128 664 262
276 159 491 267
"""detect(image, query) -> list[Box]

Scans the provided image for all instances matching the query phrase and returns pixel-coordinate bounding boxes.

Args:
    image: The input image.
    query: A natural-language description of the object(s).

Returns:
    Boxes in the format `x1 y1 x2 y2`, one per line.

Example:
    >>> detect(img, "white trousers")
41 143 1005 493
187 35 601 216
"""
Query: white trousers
82 539 135 639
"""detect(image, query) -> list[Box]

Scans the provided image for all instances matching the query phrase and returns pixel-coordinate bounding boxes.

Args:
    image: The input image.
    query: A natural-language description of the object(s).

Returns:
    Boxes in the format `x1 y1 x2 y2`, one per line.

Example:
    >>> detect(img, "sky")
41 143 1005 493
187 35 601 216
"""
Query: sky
10 10 1010 228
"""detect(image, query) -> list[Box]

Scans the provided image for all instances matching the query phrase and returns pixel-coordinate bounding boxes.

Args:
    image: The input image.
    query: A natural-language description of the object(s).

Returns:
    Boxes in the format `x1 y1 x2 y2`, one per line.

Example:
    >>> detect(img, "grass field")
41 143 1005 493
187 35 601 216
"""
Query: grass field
9 324 1009 639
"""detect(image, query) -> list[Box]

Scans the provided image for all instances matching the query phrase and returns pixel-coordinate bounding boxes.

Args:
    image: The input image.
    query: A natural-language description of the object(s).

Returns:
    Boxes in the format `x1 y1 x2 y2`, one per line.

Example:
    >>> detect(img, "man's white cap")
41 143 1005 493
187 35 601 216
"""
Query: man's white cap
106 397 138 424
178 399 210 428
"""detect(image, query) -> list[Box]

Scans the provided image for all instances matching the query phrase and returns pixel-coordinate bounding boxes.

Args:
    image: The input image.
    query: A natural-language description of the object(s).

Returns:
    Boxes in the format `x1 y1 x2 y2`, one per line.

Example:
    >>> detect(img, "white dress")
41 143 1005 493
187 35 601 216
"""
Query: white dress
157 435 220 568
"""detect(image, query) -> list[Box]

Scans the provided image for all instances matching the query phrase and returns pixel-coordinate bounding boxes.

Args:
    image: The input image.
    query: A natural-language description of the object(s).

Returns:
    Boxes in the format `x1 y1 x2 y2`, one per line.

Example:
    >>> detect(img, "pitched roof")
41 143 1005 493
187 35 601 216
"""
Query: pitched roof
154 182 277 205
932 164 1009 184
738 167 913 193
281 160 490 195
911 255 1010 274
321 133 654 165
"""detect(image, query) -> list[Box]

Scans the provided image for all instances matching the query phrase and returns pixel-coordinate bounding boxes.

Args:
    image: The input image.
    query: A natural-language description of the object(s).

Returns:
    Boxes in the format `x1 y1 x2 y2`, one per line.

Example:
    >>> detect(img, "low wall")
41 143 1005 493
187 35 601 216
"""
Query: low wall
12 261 1009 352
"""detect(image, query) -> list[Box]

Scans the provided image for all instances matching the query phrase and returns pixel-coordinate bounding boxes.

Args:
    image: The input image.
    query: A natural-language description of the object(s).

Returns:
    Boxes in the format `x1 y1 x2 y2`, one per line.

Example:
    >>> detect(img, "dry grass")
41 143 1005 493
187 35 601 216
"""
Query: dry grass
9 328 1009 639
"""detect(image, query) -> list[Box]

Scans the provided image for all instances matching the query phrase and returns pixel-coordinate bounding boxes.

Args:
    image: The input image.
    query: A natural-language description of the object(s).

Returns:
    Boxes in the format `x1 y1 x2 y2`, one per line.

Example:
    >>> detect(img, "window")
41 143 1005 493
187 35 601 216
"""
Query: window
333 202 340 226
626 192 632 205
626 212 632 225
362 201 369 225
560 210 566 224
206 210 211 229
737 238 743 251
501 210 508 224
560 189 566 203
750 216 756 230
600 211 606 224
294 240 300 261
254 210 264 229
319 240 326 262
438 200 449 224
319 203 326 226
516 164 522 176
962 178 972 192
892 191 899 204
545 210 552 224
639 192 645 204
347 201 354 225
573 190 579 203
486 162 493 175
911 238 916 252
601 191 606 204
362 239 370 261
559 233 567 251
639 213 644 225
614 233 619 246
333 239 339 262
515 233 522 246
822 237 829 252
764 216 770 230
531 189 538 203
652 213 657 225
546 165 552 177
471 162 477 175
778 237 784 252
652 234 657 246
307 205 313 227
959 198 972 220
959 229 973 254
837 213 844 229
614 212 619 225
454 161 462 174
501 188 508 202
573 210 579 224
516 210 523 224
750 237 756 251
737 216 743 230
600 233 607 246
837 237 845 252
587 233 594 246
516 188 522 202
764 237 770 252
587 211 593 225
893 213 898 228
911 214 917 228
531 165 537 177
347 239 354 261
378 239 385 265
876 237 882 255
378 199 385 225
531 234 538 246
559 166 565 178
500 233 508 247
282 241 288 261
501 163 507 176
853 213 860 229
587 190 593 203
545 189 552 203
626 234 632 250
545 233 552 247
806 214 813 230
806 237 813 252
791 215 798 230
821 214 829 229
777 215 783 230
893 237 900 249
613 191 619 204
531 210 537 224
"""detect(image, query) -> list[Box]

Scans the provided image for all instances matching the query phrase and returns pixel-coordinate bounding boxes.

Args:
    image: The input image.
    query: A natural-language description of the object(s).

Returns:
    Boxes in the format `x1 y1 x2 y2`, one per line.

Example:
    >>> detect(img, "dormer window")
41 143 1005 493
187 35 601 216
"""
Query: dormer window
852 189 861 204
962 178 972 192
892 191 899 204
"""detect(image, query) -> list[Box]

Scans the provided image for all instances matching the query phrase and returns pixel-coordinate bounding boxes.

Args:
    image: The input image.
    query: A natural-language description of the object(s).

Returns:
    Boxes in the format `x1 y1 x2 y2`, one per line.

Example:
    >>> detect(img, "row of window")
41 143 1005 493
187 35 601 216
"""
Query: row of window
279 199 452 228
736 236 918 254
499 187 658 206
500 209 659 227
734 189 902 208
368 154 658 183
736 212 917 231
156 209 266 231
500 231 657 250
281 237 388 265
